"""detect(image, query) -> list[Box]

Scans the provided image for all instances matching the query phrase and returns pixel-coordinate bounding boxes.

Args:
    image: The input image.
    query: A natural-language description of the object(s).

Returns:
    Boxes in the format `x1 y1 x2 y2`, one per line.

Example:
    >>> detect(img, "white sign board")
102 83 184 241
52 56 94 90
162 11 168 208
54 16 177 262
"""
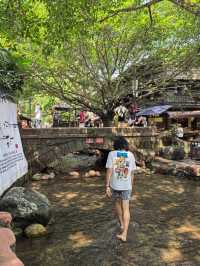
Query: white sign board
0 100 28 196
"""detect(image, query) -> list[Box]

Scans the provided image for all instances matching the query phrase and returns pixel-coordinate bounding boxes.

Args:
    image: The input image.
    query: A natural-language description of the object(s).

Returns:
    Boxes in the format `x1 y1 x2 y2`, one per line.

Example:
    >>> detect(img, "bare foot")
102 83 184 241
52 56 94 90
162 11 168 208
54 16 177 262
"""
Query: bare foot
116 233 127 242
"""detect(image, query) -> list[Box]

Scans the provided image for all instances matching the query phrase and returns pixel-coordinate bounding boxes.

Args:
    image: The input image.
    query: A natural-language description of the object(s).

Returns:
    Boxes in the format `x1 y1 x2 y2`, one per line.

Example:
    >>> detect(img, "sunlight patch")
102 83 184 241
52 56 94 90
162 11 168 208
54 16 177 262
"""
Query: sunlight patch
80 202 104 211
69 231 93 248
161 203 178 211
65 192 78 200
176 222 200 240
161 248 183 262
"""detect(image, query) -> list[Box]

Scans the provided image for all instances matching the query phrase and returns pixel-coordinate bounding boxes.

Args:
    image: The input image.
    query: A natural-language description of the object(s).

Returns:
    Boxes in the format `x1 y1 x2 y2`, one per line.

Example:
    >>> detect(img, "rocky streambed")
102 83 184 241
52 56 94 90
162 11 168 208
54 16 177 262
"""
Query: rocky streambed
16 169 200 266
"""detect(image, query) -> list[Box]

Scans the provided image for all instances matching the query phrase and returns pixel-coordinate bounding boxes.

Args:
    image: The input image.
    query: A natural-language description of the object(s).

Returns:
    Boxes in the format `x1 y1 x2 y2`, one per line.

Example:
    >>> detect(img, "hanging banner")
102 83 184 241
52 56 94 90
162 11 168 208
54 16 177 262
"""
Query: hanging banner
0 100 28 196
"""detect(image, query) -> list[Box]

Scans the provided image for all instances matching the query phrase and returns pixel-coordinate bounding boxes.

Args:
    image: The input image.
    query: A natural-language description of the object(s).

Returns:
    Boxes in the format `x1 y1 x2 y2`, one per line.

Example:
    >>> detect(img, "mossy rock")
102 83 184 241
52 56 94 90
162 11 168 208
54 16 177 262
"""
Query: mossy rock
25 224 47 238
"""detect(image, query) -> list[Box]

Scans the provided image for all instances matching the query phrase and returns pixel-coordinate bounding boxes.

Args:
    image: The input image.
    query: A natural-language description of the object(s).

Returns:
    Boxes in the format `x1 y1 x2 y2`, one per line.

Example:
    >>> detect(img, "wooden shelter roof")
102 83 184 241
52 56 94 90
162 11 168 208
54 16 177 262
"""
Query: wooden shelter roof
168 68 200 81
167 110 200 119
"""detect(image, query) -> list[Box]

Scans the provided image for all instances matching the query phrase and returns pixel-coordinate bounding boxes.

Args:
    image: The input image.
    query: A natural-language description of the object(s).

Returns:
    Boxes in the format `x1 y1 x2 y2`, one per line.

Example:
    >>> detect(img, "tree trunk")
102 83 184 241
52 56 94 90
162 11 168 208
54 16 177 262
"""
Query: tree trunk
101 113 113 127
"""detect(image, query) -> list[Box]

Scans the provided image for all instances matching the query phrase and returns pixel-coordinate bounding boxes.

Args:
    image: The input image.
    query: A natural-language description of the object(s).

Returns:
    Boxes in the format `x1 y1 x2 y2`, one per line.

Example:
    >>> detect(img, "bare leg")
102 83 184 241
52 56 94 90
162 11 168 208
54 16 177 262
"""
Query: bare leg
115 199 123 230
116 200 130 242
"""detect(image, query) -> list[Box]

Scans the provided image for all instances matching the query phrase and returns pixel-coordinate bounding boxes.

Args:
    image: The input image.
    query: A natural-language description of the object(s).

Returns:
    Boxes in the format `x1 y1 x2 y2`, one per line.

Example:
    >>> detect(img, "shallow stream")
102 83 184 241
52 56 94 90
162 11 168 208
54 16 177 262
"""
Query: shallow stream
17 172 200 266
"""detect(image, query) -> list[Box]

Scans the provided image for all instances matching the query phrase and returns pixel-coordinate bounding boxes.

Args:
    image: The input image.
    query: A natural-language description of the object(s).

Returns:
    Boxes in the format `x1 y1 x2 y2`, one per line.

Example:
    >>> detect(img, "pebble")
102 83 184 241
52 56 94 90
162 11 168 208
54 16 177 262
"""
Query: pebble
69 171 80 177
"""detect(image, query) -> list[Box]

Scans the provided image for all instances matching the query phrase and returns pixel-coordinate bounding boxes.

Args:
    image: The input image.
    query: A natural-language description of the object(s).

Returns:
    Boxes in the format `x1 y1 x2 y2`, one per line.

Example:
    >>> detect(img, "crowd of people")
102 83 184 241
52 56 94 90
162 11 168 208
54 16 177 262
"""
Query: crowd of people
113 102 147 128
78 111 103 128
77 103 147 128
19 102 148 129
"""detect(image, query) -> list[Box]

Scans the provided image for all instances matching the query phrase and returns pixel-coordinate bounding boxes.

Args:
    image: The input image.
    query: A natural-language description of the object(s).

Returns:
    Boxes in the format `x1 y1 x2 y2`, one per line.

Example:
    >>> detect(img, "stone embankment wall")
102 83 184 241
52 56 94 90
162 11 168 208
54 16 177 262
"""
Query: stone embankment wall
21 127 158 173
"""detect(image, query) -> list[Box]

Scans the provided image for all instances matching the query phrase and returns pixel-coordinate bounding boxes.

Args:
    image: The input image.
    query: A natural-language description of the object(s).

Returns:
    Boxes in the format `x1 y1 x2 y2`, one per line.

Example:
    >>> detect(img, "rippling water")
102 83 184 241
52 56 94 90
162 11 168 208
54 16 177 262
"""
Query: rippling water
17 173 200 266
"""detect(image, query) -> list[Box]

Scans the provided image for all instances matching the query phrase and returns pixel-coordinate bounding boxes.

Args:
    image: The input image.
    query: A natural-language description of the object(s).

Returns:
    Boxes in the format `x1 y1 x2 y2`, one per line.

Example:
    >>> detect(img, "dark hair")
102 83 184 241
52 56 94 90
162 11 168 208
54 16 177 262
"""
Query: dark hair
113 136 129 150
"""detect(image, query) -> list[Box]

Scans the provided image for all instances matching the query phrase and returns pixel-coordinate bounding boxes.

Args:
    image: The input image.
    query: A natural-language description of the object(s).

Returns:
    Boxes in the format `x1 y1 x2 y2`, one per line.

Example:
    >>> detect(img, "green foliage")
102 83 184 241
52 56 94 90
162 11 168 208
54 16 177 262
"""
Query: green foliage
0 0 200 118
0 49 23 96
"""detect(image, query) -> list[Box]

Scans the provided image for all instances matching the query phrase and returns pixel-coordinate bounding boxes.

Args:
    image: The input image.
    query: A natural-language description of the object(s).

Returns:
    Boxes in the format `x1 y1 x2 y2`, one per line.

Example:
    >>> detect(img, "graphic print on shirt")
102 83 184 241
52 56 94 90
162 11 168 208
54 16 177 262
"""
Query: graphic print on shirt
114 152 129 180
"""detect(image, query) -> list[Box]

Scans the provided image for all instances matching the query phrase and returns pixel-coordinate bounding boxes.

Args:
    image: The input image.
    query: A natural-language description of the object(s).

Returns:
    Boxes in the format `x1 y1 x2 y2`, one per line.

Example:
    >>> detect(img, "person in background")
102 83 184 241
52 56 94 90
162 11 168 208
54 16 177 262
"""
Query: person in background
127 102 140 127
34 104 42 128
143 117 147 127
105 136 136 242
114 104 128 127
85 111 94 127
176 124 184 139
135 116 147 127
127 107 136 127
53 110 60 127
79 111 86 128
93 114 102 127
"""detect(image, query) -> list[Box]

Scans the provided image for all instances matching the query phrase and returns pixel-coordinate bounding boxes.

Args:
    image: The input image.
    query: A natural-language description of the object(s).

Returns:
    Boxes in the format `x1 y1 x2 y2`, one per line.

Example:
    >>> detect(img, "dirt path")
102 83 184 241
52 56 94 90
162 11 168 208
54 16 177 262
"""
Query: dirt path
17 173 200 266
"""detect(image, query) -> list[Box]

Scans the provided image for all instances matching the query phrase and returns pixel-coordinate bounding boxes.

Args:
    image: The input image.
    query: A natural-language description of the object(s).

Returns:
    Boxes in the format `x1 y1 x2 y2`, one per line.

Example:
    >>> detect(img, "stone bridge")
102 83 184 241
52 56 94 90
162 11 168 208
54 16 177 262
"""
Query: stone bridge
21 127 158 173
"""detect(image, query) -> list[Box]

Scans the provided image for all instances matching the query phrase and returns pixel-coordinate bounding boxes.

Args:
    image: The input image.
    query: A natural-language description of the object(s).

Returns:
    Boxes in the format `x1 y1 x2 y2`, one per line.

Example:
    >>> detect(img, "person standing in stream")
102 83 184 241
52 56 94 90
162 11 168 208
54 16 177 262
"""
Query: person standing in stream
105 136 136 242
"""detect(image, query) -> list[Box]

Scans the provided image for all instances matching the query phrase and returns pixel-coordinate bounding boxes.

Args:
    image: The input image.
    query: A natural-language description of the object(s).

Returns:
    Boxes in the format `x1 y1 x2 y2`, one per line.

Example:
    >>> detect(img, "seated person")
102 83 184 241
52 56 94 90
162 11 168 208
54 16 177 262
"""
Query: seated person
175 124 184 139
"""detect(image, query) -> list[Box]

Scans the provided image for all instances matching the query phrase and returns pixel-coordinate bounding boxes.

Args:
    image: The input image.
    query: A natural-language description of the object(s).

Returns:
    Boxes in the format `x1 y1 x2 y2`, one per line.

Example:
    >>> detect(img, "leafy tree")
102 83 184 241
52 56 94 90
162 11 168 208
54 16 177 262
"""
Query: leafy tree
1 0 200 122
0 49 23 96
18 0 198 121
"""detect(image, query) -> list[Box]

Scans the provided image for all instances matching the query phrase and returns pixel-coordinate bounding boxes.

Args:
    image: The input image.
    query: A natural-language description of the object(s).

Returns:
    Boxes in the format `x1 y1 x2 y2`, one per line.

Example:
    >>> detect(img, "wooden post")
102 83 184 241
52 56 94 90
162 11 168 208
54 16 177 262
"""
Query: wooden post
188 117 192 129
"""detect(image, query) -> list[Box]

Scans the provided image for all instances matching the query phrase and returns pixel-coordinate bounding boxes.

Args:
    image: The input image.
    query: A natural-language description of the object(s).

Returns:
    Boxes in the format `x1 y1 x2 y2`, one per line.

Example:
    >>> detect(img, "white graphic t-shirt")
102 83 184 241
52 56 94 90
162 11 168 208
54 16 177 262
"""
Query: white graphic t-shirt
106 150 136 190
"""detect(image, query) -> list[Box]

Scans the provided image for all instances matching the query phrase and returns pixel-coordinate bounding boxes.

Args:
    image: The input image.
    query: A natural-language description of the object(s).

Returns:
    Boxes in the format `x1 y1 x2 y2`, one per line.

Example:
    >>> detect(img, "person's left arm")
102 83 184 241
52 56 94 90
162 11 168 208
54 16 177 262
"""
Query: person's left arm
130 153 137 189
105 152 113 198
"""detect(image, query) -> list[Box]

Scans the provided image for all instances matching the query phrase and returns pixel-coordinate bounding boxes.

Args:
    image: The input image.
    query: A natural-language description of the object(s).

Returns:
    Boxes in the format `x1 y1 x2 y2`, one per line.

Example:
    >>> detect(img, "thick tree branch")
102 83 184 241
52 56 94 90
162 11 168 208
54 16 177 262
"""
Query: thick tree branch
100 0 200 22
99 0 163 22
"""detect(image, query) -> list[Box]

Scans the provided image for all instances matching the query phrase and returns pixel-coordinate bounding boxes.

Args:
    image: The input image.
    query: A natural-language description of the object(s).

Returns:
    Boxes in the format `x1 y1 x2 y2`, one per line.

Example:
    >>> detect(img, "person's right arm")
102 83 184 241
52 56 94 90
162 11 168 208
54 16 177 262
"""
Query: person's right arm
105 152 113 198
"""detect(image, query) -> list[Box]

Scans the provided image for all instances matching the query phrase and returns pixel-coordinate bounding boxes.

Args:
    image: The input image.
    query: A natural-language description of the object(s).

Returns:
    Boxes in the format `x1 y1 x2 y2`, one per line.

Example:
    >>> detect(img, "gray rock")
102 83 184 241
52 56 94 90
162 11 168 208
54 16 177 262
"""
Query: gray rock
49 153 97 173
0 187 51 229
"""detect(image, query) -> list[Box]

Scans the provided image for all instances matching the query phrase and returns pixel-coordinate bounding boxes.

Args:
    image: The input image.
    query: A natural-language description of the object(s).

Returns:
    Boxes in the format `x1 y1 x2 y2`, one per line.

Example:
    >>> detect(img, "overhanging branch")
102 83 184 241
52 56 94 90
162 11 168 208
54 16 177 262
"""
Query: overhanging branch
99 0 163 22
100 0 200 22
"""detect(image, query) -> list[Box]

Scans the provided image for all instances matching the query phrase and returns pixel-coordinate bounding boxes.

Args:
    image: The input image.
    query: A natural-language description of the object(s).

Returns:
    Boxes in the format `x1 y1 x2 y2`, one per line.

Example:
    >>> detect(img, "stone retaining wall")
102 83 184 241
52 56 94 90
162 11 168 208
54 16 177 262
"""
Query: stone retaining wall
21 127 158 173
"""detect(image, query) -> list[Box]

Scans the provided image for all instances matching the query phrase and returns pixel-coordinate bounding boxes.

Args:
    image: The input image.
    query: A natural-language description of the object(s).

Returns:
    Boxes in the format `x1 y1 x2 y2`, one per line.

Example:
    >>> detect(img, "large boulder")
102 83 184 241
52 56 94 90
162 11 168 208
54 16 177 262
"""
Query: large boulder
49 153 97 173
0 187 51 229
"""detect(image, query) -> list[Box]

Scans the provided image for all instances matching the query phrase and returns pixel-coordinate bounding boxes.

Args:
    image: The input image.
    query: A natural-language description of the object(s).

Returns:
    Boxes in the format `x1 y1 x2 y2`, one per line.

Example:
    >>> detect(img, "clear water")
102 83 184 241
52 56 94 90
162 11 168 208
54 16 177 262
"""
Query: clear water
17 173 200 266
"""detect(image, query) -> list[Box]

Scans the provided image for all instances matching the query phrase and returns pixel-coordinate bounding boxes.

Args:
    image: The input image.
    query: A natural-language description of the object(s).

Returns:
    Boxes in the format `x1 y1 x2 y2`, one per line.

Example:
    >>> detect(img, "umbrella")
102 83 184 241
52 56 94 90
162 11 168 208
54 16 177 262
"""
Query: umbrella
136 105 171 116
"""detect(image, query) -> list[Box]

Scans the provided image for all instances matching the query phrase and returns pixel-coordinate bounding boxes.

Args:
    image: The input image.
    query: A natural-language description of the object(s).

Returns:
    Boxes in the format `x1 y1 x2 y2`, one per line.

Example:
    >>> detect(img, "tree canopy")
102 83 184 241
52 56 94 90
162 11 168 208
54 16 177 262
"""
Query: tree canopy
0 0 200 118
